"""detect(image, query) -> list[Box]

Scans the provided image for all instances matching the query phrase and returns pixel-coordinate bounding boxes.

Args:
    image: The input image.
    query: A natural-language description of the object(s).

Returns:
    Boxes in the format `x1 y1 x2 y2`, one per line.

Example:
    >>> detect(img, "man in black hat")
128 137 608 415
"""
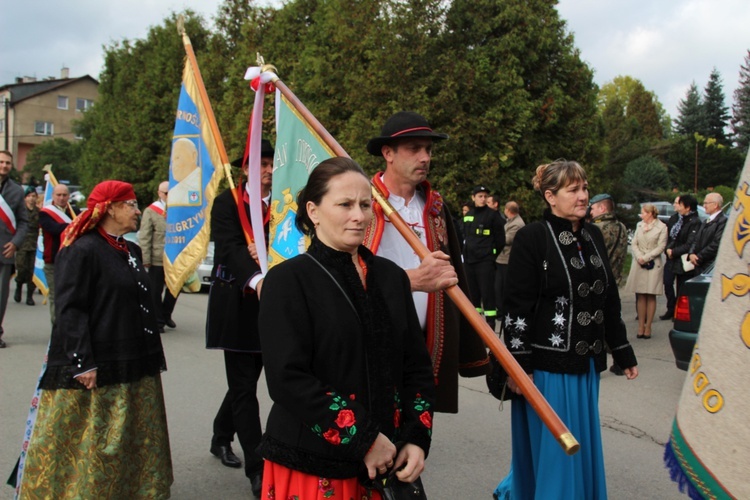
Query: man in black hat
364 111 490 413
205 139 274 497
462 186 505 330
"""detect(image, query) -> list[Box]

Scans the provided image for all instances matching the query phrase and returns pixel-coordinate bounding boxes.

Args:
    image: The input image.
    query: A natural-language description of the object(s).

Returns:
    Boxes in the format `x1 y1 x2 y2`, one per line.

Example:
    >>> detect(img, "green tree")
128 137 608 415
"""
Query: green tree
23 138 82 187
673 82 705 137
702 68 730 145
731 49 750 153
597 77 665 199
433 0 601 211
75 11 212 203
622 155 670 202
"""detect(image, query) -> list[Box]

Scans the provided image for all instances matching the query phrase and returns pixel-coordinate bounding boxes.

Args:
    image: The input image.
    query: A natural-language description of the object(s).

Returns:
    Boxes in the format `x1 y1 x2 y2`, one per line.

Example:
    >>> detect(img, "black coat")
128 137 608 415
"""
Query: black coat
258 239 435 480
667 211 701 275
690 212 728 274
502 211 637 374
206 186 263 352
40 231 165 389
462 205 505 264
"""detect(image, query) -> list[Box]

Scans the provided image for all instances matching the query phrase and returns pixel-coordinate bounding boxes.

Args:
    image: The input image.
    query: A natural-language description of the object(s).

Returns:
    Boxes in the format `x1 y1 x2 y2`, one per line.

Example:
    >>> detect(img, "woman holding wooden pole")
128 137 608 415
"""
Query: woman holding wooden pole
495 160 638 499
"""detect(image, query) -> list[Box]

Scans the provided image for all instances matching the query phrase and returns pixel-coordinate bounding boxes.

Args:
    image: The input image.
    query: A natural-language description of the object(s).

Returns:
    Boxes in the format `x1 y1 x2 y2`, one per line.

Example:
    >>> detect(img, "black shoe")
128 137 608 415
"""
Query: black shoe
609 364 625 376
26 296 35 306
0 338 6 348
14 287 21 303
249 471 263 498
659 311 674 320
165 318 176 328
210 444 242 468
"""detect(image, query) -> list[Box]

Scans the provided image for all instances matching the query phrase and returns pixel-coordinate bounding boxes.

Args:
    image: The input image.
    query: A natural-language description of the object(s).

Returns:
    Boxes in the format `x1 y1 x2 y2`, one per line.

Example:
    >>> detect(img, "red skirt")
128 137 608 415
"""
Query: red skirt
262 460 382 500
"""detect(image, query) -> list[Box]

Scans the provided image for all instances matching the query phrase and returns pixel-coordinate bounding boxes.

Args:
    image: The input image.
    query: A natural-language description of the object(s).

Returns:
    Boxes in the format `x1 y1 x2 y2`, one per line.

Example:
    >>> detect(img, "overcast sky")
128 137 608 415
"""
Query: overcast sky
2 0 748 121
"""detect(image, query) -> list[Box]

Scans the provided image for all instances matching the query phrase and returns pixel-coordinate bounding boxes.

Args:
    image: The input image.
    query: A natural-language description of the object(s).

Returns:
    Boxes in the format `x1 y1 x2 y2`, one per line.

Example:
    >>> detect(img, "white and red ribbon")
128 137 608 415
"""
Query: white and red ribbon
0 194 17 235
242 65 277 275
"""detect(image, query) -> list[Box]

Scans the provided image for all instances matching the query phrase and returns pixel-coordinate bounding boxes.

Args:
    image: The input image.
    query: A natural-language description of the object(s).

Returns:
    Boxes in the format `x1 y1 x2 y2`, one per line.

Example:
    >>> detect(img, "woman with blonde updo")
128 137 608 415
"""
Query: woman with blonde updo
494 160 638 499
623 203 668 338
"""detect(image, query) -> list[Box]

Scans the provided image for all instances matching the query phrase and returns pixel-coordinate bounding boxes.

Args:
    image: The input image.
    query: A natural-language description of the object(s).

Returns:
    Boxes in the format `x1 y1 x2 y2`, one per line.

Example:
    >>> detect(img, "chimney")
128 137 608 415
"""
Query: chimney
22 76 36 83
61 67 70 79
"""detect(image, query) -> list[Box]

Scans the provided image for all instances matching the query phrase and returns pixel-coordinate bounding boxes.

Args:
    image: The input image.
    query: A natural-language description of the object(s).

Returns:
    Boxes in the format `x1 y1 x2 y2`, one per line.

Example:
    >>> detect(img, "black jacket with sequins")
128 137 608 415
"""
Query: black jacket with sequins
502 210 637 374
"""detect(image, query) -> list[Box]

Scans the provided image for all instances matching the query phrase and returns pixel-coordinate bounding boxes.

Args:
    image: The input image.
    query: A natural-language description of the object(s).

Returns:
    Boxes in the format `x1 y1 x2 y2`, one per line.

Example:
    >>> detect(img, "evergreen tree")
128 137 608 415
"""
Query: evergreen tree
75 12 212 202
673 82 705 136
622 155 670 202
433 0 601 211
23 138 82 186
596 77 666 199
702 68 730 145
731 49 750 153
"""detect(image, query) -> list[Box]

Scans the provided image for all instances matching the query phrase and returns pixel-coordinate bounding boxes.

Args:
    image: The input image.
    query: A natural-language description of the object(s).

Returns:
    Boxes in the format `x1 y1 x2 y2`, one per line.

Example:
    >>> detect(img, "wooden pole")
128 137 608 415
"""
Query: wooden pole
178 24 252 245
270 73 579 455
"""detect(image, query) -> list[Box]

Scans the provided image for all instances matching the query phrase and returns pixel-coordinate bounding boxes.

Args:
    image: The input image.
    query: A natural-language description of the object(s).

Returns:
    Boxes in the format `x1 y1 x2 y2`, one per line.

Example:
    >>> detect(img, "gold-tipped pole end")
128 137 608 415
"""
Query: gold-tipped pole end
559 433 580 456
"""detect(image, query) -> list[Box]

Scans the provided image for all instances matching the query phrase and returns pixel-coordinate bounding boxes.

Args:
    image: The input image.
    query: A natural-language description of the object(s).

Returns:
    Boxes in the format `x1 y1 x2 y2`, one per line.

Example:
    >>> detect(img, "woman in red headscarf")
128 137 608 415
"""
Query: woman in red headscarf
15 181 173 499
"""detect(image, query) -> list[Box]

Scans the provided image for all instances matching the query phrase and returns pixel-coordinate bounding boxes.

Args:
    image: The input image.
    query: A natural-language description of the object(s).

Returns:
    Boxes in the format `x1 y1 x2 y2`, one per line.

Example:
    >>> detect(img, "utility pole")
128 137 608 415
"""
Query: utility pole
3 97 8 152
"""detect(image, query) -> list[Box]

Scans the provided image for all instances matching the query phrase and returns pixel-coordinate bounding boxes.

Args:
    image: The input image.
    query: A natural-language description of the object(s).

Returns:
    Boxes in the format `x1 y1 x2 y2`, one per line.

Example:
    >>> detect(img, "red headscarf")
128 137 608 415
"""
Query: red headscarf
61 180 137 248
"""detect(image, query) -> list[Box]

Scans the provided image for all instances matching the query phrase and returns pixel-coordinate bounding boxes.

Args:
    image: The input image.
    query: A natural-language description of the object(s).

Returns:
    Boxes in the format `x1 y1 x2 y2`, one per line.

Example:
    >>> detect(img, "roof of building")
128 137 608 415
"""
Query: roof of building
0 75 99 105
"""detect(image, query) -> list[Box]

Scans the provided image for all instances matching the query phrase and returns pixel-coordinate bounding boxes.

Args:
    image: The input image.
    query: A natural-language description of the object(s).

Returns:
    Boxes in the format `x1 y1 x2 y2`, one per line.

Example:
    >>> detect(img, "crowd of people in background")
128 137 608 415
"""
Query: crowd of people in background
2 106 732 499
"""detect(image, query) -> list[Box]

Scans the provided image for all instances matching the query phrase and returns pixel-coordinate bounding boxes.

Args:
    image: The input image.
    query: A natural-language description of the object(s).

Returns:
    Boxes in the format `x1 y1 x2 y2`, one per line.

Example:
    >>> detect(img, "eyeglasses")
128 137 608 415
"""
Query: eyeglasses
703 201 717 206
121 200 139 209
159 191 168 195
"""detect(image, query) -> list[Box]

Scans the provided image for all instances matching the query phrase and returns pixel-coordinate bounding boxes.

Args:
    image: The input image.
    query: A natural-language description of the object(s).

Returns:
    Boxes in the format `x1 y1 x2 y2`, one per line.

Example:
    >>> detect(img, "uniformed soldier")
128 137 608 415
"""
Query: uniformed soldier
589 193 628 285
14 187 39 305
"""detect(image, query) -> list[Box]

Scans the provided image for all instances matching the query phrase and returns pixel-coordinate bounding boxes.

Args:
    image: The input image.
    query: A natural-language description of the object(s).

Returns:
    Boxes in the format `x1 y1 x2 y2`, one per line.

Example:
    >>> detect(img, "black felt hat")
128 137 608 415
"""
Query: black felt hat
230 139 275 167
366 111 448 156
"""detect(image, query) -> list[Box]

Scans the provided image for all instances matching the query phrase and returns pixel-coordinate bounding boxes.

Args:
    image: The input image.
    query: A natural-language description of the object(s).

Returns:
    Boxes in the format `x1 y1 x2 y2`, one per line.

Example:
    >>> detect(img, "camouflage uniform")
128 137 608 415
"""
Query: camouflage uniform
15 205 39 286
592 212 628 285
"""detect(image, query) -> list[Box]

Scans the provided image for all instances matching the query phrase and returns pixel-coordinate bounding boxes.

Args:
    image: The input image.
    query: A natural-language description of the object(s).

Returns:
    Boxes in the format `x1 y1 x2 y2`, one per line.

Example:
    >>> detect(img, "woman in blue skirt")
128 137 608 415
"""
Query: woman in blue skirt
495 160 638 499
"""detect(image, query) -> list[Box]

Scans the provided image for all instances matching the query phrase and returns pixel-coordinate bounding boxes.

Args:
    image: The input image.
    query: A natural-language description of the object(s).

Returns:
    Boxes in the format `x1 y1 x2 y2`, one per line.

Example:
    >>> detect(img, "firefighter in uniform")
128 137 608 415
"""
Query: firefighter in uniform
462 185 505 329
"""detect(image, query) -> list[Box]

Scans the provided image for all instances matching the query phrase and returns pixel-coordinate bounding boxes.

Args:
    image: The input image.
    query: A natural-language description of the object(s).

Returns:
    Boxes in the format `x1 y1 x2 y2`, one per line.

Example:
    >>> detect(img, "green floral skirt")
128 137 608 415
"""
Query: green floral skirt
19 374 173 499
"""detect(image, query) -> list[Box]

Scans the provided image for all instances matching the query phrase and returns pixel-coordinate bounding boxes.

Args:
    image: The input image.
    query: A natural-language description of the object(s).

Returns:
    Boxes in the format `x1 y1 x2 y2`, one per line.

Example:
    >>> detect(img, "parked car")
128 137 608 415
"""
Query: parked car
196 241 214 291
645 201 707 225
668 262 714 370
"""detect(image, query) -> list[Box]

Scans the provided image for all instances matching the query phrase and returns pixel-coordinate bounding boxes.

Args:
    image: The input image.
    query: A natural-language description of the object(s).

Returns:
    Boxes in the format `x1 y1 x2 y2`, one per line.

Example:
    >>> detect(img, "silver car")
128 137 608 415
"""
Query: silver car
196 241 214 291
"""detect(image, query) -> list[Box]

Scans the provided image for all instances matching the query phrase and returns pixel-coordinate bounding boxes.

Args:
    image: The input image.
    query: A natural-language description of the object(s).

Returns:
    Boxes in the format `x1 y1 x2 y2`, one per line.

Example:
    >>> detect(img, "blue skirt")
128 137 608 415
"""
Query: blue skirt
494 358 607 500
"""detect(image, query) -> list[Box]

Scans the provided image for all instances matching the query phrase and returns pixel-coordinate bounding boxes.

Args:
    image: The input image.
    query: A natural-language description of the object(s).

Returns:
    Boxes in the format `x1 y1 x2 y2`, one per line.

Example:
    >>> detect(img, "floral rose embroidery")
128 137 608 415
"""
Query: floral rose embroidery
323 429 341 445
393 409 401 428
335 409 356 428
318 477 335 498
419 411 432 429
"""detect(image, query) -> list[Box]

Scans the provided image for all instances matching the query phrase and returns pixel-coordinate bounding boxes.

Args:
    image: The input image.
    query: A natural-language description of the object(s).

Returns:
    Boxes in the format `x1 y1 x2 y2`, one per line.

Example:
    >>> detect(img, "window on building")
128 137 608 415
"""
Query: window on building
76 98 94 112
57 95 69 110
35 121 54 136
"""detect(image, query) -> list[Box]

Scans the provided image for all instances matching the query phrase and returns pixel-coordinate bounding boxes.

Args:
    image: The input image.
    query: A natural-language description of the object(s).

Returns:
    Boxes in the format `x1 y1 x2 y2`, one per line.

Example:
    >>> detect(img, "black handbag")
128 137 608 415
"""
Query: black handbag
485 352 517 401
373 472 427 500
641 260 655 270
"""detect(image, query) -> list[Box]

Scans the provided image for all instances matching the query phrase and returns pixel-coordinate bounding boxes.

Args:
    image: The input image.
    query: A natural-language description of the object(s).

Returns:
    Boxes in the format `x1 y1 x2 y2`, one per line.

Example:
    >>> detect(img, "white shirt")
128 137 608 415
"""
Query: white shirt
376 183 429 330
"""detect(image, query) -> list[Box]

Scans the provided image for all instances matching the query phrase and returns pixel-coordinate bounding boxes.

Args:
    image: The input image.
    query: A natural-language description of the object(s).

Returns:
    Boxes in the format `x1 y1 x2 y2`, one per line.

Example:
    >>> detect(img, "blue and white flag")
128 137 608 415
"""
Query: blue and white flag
164 52 226 296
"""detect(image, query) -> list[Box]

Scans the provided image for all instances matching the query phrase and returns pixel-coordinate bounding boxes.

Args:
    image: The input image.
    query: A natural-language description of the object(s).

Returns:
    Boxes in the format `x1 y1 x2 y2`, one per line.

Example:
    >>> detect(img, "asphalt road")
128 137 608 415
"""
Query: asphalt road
1 287 689 499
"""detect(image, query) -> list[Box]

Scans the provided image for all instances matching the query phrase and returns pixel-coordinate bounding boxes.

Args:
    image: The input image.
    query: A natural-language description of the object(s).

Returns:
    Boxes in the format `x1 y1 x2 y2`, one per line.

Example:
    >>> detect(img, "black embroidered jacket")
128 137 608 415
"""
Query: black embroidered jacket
502 211 637 374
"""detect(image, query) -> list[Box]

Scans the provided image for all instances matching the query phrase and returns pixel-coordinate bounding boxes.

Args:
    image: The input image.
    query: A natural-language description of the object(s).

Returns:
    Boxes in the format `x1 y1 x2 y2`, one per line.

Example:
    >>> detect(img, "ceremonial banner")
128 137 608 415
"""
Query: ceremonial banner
31 178 53 296
164 46 226 297
267 90 334 268
664 148 750 498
